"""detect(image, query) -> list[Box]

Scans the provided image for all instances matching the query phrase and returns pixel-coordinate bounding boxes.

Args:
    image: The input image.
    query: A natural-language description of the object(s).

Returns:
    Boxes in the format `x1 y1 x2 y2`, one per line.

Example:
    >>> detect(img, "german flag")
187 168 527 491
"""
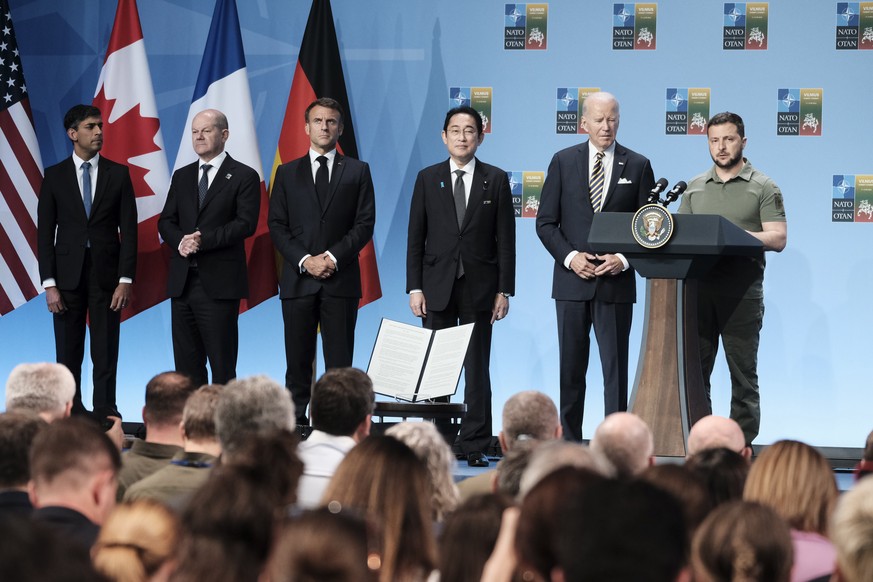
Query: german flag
270 0 381 308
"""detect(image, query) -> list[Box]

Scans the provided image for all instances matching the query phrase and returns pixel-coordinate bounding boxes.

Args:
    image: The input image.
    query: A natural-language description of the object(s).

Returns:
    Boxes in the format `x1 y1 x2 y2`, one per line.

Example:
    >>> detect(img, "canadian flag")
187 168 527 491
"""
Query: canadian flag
92 0 171 320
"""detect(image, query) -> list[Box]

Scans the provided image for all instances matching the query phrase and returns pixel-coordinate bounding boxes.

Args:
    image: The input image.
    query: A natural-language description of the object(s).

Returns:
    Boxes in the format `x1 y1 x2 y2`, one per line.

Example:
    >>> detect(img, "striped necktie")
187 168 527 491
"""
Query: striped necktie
589 151 605 212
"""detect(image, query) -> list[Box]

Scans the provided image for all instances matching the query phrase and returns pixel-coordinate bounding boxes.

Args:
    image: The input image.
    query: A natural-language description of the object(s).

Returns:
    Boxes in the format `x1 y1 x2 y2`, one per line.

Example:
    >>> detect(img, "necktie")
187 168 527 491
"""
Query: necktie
453 169 466 278
82 161 92 217
316 155 329 207
198 164 211 209
589 151 605 212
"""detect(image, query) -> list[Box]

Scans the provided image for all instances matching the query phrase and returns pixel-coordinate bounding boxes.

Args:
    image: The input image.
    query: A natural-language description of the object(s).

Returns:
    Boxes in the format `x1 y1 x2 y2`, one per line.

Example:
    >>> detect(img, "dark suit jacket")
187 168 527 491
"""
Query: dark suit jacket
37 155 137 290
406 159 516 312
159 153 260 300
536 141 654 303
268 153 375 299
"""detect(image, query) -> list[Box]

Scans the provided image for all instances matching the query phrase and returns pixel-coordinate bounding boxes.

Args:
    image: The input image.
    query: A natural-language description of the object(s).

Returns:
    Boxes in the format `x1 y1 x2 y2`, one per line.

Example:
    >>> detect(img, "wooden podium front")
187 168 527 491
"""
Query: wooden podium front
590 213 762 456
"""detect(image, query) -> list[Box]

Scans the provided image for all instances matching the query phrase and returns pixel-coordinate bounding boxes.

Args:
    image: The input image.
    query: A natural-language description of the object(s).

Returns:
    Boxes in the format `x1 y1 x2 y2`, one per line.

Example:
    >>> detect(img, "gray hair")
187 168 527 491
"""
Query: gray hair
215 375 295 453
386 421 459 521
519 441 606 498
590 412 654 478
5 363 76 421
501 391 560 447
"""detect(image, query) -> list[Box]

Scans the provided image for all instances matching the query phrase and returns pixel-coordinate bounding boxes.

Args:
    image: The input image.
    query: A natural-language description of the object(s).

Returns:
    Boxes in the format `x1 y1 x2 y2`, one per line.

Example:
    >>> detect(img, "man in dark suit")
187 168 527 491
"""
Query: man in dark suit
158 109 260 387
536 92 655 442
37 104 137 419
268 98 375 425
406 106 516 467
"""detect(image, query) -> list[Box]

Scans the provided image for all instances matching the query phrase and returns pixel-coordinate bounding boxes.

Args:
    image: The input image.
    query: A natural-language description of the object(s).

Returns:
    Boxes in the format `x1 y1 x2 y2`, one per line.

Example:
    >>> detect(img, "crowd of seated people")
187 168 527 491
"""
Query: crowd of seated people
1 362 871 582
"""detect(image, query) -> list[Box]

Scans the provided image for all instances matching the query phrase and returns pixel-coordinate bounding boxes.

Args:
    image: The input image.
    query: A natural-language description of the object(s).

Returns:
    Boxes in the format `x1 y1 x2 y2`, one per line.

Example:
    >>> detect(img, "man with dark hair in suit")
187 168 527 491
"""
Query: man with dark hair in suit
159 109 260 387
536 92 655 442
0 412 45 518
37 104 137 419
268 97 375 426
406 105 516 467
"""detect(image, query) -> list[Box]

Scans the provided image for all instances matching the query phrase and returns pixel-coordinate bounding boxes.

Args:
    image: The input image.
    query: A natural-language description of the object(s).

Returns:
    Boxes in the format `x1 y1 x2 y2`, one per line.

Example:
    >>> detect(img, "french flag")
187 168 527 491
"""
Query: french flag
174 0 277 312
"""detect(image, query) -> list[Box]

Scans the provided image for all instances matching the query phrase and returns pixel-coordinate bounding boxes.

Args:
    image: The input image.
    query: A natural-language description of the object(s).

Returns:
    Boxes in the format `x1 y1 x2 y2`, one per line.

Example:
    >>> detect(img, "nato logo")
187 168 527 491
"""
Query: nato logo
832 174 856 222
450 87 471 108
836 2 865 49
833 175 855 199
665 88 688 134
506 4 527 27
724 3 746 27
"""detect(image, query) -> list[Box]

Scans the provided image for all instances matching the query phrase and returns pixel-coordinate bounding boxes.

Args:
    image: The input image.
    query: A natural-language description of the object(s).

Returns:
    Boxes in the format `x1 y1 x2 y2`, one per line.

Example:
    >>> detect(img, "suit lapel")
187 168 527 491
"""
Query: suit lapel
604 143 628 209
199 155 234 213
438 160 462 232
322 154 346 215
295 155 321 211
462 160 487 231
90 157 110 220
575 142 592 213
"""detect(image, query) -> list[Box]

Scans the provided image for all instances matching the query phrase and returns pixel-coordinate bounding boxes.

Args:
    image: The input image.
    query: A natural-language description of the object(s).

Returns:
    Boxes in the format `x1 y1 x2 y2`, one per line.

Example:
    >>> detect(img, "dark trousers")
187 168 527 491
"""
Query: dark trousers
171 270 240 388
53 250 120 413
697 288 763 445
556 299 632 442
282 290 358 424
424 277 493 454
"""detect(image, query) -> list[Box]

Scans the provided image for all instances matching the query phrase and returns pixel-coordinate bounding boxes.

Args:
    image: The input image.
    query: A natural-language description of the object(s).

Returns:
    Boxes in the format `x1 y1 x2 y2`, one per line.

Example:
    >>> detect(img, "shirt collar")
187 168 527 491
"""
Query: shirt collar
199 150 227 170
706 158 752 183
72 151 100 168
588 141 616 162
309 148 337 165
449 157 476 175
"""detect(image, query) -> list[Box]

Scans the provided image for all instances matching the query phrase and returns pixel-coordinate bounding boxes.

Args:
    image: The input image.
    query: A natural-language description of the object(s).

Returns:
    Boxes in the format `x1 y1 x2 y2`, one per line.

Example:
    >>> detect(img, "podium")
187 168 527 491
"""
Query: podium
589 213 763 456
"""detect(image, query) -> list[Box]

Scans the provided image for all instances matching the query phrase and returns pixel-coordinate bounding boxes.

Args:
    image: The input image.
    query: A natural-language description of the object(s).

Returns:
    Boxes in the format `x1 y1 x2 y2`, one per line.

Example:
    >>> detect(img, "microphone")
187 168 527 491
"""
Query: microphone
646 178 669 204
663 181 687 206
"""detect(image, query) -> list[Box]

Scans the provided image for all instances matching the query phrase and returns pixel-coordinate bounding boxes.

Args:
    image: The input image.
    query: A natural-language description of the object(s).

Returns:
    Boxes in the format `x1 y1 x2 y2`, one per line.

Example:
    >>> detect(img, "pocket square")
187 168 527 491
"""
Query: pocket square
617 177 632 184
483 200 492 205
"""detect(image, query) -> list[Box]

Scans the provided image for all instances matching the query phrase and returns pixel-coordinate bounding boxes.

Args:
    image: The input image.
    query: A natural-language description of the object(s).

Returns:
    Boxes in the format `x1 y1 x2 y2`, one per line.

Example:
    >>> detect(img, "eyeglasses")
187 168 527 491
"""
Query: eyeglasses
446 127 478 139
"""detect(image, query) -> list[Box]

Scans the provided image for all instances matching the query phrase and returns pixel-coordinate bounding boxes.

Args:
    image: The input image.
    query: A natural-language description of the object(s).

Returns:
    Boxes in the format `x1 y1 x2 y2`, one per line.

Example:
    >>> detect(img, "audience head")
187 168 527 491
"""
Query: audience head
0 515 107 581
143 372 198 431
691 500 793 582
386 421 459 521
323 435 437 582
640 463 714 540
855 429 873 482
685 446 749 507
688 415 751 459
181 384 224 445
743 439 837 535
310 367 374 439
439 493 514 582
518 440 604 497
91 499 180 582
5 362 76 422
215 375 295 454
516 466 606 581
831 476 873 582
499 390 561 452
28 417 121 525
590 412 654 478
222 429 302 507
563 479 688 582
268 507 379 582
0 412 45 491
495 439 540 498
173 463 279 582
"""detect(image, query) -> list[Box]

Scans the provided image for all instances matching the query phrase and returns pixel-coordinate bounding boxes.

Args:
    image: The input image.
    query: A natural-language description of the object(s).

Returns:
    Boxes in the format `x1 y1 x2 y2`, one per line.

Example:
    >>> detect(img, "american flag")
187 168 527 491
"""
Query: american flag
0 0 43 316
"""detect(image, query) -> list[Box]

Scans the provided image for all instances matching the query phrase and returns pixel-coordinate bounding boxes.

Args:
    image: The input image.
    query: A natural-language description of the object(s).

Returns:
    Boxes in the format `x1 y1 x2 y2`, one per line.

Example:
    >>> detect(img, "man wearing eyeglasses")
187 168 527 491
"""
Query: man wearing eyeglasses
406 106 516 467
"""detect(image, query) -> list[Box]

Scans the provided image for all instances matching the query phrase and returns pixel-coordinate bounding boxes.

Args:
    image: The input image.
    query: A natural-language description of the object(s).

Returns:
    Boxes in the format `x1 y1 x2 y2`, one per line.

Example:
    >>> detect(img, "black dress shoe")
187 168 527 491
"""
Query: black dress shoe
467 452 489 467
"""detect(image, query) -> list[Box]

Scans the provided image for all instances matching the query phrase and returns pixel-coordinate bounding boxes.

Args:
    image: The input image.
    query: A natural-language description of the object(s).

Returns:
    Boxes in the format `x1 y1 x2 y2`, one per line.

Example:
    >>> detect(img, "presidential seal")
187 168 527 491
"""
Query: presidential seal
632 204 674 249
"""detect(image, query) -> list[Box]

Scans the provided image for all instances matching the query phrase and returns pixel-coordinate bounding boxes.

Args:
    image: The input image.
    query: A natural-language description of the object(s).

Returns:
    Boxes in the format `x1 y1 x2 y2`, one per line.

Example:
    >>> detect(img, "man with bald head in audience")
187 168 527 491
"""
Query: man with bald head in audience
590 411 654 478
29 417 121 557
5 362 76 423
687 414 752 460
458 390 562 500
117 371 198 499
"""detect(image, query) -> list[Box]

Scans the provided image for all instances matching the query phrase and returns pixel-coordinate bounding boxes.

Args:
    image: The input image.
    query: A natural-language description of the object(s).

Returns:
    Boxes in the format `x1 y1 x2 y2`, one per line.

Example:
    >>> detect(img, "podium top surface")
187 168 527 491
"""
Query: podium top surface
589 212 763 258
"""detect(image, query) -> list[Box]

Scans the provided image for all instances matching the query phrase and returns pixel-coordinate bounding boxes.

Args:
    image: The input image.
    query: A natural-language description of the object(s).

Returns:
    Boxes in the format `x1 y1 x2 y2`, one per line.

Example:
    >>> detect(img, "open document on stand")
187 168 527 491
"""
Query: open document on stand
366 318 474 402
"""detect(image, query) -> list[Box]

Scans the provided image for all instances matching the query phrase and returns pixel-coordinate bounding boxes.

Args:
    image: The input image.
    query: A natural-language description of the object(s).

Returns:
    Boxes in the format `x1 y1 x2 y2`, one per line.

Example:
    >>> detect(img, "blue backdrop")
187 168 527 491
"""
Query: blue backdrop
1 0 870 447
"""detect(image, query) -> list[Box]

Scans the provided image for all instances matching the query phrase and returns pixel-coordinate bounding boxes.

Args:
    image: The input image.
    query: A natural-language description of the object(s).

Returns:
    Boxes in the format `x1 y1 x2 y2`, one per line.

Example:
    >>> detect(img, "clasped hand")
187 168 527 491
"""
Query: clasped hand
304 253 336 280
570 252 623 279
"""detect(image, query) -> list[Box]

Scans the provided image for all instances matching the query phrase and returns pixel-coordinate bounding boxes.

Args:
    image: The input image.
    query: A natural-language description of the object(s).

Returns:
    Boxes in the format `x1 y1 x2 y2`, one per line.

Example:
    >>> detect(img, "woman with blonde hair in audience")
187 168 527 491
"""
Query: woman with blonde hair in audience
692 500 793 582
322 435 437 582
92 499 179 582
386 421 460 522
743 439 838 582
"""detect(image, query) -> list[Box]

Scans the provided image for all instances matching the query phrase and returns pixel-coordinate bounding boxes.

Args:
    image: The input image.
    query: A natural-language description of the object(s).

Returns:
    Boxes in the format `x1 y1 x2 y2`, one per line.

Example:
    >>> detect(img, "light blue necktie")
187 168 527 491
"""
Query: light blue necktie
82 161 92 217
